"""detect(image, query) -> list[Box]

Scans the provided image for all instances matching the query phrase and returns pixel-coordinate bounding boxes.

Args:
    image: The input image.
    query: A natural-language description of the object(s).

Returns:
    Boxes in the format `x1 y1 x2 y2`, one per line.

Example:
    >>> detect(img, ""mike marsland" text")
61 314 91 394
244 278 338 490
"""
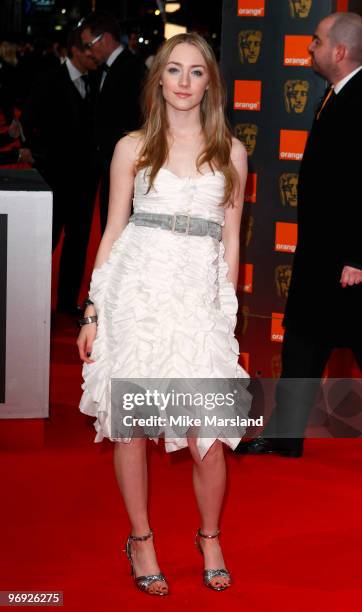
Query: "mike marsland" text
121 415 263 427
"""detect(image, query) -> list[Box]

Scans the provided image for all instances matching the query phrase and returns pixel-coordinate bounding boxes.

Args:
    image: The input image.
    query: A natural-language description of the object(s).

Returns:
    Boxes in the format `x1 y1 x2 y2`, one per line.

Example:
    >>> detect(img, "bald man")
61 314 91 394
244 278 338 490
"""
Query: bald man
236 12 362 458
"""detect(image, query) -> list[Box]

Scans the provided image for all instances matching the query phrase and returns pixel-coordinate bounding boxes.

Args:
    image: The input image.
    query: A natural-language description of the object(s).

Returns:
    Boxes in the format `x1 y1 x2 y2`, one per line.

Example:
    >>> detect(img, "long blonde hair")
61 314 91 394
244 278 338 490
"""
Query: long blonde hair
137 33 238 206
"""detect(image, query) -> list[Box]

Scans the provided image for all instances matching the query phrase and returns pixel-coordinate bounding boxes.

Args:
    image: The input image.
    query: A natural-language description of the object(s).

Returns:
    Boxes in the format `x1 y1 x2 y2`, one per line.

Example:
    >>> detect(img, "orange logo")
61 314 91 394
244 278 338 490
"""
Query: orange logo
275 222 298 253
240 352 250 372
234 80 262 111
271 313 284 343
284 35 312 67
238 0 265 17
238 263 254 293
244 173 257 203
336 0 349 11
279 129 308 161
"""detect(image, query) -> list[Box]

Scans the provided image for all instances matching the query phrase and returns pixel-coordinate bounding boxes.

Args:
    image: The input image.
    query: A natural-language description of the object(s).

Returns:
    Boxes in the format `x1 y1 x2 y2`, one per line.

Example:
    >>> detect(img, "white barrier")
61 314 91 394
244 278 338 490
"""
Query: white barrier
0 169 52 418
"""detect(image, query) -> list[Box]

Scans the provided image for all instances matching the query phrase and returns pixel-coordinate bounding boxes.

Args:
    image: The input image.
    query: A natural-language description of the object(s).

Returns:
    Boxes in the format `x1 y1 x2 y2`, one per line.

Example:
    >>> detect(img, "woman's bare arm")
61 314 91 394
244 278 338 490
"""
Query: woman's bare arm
93 133 141 269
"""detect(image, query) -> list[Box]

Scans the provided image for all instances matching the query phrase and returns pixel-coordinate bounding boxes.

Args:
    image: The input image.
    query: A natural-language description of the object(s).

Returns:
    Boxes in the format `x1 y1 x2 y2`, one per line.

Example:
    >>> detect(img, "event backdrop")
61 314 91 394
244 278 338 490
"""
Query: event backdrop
220 0 351 378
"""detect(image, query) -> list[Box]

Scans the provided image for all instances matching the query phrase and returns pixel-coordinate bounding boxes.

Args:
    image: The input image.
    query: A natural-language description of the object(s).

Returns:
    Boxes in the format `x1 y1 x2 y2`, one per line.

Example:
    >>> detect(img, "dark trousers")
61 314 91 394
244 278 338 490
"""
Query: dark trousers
99 159 111 234
264 327 362 452
52 170 99 312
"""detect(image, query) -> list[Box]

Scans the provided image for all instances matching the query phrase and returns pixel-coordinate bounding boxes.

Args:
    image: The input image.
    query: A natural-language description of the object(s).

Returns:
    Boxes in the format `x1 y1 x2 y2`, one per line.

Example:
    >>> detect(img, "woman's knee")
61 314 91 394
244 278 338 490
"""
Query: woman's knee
114 437 146 455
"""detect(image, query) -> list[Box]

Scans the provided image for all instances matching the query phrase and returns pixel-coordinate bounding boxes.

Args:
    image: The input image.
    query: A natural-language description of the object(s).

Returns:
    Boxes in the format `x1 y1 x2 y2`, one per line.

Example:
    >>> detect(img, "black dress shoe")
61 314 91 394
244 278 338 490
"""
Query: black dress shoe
234 437 279 455
234 437 303 458
278 447 303 458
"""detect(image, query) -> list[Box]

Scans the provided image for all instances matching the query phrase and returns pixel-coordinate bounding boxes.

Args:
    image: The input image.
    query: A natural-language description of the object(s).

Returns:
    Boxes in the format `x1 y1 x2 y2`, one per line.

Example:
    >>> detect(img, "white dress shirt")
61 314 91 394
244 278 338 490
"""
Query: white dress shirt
65 57 87 98
334 65 362 94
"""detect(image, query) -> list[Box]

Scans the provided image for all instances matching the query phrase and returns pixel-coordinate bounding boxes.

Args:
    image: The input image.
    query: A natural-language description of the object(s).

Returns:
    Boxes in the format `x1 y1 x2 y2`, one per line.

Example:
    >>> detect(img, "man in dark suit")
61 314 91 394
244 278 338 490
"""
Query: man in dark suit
236 12 362 458
20 29 99 315
79 12 146 231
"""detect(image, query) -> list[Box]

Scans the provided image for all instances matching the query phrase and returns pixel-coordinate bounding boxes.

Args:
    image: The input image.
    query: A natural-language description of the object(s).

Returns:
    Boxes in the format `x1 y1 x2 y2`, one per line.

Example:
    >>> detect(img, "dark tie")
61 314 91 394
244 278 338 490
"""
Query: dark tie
102 63 110 74
80 73 90 100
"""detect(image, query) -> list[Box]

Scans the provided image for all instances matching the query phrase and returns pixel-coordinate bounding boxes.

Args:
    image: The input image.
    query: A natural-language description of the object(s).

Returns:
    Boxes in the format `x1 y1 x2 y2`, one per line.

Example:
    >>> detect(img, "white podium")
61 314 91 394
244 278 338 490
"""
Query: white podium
0 169 52 419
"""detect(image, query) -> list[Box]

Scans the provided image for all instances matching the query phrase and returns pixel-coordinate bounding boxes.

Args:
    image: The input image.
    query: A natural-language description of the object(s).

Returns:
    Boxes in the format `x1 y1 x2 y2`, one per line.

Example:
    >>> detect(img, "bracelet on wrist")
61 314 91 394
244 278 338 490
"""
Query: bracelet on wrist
78 315 98 327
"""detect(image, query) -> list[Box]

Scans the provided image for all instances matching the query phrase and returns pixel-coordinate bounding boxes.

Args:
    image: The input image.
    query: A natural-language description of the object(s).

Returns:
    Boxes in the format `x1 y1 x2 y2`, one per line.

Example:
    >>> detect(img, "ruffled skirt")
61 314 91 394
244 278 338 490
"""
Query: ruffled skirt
79 223 251 458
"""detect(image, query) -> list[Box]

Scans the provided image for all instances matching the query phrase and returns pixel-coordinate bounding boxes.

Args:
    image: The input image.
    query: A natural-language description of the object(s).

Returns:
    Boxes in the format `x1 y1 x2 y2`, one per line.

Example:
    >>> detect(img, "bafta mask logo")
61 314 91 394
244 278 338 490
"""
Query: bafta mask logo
289 0 312 18
275 265 292 299
284 80 309 114
271 354 282 379
235 123 258 156
279 173 298 207
238 30 262 64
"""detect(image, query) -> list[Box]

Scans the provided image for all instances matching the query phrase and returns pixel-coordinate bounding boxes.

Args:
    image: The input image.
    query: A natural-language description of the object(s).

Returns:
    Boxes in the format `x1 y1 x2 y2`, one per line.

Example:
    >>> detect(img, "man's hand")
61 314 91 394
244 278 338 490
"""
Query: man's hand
8 120 21 139
18 148 34 164
340 265 362 288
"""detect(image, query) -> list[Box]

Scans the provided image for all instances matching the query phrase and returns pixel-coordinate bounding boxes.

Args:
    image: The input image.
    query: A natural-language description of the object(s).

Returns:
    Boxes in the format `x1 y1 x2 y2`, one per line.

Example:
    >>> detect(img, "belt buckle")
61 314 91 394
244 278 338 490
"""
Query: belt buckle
171 214 191 235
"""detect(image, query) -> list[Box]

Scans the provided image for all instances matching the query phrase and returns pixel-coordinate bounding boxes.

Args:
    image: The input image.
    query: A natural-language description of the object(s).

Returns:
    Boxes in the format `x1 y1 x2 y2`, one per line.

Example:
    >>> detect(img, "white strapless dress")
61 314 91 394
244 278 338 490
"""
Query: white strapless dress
79 167 251 458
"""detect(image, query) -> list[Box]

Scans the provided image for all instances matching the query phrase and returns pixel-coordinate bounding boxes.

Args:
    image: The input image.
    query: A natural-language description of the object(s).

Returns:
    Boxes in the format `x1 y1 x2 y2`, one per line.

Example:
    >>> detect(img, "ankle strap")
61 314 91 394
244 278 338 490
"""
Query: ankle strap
128 529 153 542
197 528 220 539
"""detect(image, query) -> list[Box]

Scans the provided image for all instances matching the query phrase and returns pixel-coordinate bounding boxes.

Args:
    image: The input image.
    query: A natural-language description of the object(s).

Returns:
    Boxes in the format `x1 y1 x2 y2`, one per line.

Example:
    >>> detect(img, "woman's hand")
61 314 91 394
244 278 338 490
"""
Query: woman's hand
77 306 97 363
340 265 362 288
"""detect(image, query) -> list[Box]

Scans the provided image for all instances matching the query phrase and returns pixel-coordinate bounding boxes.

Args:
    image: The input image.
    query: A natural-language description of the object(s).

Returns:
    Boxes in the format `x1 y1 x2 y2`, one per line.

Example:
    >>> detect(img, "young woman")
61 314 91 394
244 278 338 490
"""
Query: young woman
77 33 250 596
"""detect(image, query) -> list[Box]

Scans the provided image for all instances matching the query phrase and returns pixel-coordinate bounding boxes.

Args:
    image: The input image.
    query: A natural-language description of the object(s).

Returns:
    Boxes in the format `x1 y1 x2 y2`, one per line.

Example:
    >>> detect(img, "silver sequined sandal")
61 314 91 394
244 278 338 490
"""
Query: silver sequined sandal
125 530 168 596
195 528 231 591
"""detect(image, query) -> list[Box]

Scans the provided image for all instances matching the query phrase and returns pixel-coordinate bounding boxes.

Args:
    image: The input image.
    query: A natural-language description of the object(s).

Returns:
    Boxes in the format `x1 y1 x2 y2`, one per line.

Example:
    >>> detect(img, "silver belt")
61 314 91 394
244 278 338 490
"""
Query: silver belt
129 212 222 241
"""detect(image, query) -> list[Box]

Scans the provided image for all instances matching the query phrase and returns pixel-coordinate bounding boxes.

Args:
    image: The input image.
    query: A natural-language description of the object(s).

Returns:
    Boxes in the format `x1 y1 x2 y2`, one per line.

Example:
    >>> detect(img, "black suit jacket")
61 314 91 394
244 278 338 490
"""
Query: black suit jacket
20 62 96 187
284 69 362 346
94 48 146 165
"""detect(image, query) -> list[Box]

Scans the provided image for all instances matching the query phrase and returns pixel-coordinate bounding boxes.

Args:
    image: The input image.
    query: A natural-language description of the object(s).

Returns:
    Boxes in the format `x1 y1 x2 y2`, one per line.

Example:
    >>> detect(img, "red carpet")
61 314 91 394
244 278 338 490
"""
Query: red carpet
1 161 362 609
1 310 362 611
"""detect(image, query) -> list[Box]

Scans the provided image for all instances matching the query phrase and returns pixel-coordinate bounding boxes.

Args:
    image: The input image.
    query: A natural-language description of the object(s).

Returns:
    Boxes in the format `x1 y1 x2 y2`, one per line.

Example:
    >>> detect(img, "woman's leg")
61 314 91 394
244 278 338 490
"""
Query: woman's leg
114 439 168 594
188 438 230 588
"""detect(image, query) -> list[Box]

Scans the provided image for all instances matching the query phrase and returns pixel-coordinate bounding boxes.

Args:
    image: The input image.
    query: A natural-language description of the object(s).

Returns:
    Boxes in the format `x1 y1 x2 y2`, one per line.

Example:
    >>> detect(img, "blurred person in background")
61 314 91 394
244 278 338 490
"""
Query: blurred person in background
0 41 18 67
53 41 68 64
0 42 17 125
15 38 62 111
80 11 146 231
20 28 99 316
145 36 165 70
127 29 140 56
